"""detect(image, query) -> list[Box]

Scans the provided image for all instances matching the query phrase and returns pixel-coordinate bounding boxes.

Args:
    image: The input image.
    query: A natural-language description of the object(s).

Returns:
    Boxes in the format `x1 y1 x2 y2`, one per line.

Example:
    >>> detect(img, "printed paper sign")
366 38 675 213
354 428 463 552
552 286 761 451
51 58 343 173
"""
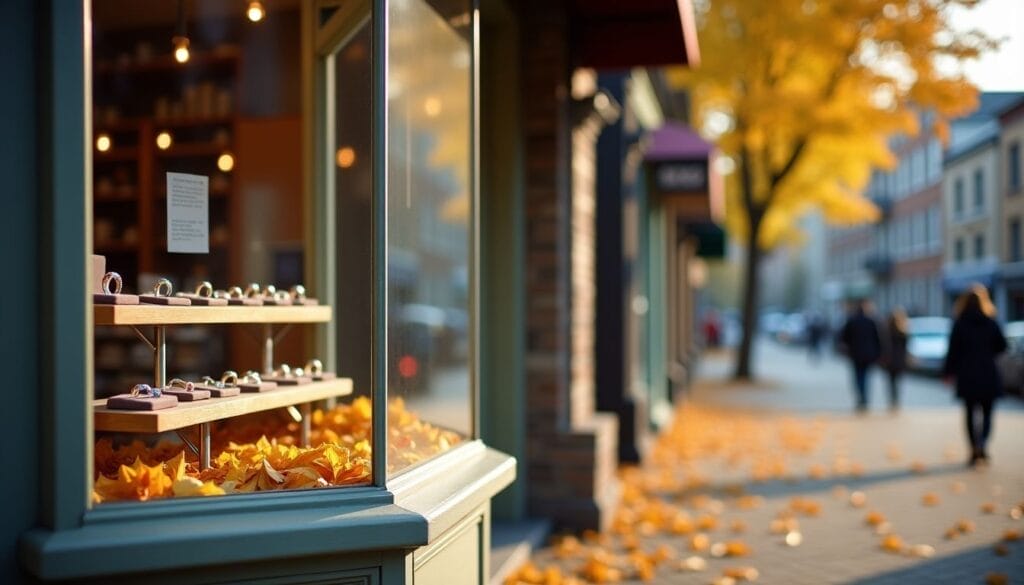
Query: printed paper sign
166 172 209 254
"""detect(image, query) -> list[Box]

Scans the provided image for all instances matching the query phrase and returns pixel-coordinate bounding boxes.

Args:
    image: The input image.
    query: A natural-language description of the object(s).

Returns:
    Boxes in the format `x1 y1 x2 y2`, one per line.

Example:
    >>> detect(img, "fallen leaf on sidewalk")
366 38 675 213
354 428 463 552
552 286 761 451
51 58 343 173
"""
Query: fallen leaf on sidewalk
985 573 1009 585
723 566 760 581
921 492 940 506
678 556 707 572
850 491 867 507
880 534 905 554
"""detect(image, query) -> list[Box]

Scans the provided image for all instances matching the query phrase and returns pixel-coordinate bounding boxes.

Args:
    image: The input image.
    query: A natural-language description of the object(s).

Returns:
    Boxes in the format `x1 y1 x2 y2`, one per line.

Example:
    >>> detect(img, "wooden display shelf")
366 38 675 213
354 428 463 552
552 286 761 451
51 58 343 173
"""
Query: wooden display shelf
95 51 240 76
94 378 352 434
94 304 331 325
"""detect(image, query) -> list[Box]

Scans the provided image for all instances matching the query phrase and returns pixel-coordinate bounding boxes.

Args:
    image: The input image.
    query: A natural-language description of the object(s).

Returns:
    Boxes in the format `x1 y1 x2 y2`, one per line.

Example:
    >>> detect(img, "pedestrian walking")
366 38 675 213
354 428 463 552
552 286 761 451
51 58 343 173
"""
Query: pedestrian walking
839 299 882 413
943 284 1007 467
805 313 824 363
881 308 909 411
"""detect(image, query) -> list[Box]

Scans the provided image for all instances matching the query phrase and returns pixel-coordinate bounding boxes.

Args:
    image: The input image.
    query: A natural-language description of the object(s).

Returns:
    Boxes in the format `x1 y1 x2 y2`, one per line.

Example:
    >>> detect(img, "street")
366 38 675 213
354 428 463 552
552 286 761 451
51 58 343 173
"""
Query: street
505 340 1024 584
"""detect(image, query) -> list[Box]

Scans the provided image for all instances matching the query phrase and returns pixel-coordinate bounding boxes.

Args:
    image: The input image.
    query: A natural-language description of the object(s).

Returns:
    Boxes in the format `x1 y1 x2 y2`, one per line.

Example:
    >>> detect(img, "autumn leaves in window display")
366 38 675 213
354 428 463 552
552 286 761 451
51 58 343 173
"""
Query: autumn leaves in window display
93 397 462 503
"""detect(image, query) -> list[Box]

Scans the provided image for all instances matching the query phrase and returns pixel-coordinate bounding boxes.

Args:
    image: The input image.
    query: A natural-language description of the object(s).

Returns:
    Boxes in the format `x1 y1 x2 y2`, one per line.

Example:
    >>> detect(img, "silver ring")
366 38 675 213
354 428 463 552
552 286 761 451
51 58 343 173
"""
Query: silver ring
293 367 305 377
261 284 277 298
273 364 292 378
220 370 238 386
130 383 159 397
168 378 194 391
101 272 123 295
227 286 244 299
153 278 173 297
201 375 225 388
273 290 291 302
194 281 213 298
305 359 323 376
290 284 306 300
244 283 261 298
242 370 262 384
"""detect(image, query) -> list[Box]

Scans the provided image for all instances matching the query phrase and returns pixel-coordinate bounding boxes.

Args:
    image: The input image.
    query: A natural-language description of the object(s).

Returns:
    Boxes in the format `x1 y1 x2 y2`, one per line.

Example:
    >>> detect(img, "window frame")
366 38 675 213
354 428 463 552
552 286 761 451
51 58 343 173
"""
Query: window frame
44 0 481 530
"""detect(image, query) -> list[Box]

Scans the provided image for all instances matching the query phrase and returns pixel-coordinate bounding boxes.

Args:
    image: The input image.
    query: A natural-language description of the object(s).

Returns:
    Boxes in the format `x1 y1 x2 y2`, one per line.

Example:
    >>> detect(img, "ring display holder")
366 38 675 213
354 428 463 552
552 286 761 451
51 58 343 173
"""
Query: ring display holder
106 394 179 411
93 303 343 469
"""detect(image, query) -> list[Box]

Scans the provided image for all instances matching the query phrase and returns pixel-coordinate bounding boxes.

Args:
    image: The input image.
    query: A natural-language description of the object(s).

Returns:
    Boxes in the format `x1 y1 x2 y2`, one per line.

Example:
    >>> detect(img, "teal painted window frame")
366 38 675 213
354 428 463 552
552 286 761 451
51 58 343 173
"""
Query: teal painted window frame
42 0 480 529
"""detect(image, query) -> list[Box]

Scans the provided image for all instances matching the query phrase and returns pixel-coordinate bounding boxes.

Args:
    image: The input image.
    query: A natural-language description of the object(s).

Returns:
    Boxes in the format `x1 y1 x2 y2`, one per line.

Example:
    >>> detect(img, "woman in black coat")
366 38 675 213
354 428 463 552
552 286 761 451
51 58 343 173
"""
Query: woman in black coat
881 309 909 411
942 284 1007 467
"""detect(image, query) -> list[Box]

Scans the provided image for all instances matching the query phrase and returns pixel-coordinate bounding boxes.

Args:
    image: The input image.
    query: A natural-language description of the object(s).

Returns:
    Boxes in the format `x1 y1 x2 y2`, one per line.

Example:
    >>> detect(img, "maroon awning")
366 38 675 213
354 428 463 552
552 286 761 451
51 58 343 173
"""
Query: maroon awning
572 0 700 69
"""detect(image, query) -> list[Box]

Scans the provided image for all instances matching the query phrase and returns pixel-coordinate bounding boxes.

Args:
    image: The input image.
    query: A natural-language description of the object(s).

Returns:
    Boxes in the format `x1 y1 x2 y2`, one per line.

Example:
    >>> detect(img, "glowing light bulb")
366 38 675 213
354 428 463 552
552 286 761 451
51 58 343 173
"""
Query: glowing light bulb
172 36 190 64
423 96 442 118
217 153 235 172
247 1 265 22
156 131 173 150
335 146 356 168
96 134 112 153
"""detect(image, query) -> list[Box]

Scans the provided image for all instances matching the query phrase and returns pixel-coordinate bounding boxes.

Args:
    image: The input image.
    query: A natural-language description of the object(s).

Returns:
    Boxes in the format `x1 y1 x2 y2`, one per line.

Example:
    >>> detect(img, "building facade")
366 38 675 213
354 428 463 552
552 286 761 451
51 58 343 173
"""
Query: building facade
825 113 944 320
942 103 1004 314
998 98 1024 319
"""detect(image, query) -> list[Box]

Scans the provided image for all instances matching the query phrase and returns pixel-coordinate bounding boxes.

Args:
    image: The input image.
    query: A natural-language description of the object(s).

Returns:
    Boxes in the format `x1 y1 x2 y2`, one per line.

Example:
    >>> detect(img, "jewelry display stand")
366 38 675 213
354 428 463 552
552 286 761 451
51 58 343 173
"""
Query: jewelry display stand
93 304 347 469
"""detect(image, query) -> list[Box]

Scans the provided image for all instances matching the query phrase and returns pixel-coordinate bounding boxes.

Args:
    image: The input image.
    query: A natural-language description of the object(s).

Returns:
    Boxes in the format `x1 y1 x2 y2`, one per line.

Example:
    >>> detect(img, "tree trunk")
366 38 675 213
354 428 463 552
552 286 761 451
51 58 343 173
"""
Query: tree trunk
734 214 763 380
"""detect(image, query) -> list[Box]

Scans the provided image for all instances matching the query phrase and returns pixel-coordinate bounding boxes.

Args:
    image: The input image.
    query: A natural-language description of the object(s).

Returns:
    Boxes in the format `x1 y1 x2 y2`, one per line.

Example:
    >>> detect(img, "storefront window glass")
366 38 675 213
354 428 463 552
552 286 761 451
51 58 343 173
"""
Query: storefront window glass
386 0 473 475
90 1 374 504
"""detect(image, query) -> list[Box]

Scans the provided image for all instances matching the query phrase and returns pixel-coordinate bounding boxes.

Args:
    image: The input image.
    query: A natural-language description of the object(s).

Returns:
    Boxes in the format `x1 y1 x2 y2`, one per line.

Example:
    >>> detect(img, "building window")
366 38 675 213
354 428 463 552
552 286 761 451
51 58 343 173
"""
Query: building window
1011 142 1021 194
955 237 965 262
1011 218 1021 262
975 233 985 260
928 139 942 182
954 177 964 217
974 169 984 211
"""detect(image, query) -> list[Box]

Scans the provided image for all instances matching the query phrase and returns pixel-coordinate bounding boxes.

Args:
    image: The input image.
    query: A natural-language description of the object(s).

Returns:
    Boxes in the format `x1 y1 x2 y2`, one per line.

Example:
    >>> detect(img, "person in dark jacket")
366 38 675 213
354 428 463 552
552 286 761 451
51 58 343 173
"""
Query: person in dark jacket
943 284 1007 467
881 308 909 411
840 299 883 412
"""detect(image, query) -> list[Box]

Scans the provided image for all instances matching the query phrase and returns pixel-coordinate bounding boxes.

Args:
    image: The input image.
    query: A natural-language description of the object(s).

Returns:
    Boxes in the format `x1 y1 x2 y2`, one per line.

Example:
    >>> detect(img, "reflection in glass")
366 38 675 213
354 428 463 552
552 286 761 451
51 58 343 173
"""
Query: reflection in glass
387 0 472 475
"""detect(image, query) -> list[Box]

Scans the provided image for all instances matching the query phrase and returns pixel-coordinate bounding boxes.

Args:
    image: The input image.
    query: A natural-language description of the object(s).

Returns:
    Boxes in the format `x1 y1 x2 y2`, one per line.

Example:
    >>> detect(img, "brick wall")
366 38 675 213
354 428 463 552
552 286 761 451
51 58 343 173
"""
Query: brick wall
519 1 619 531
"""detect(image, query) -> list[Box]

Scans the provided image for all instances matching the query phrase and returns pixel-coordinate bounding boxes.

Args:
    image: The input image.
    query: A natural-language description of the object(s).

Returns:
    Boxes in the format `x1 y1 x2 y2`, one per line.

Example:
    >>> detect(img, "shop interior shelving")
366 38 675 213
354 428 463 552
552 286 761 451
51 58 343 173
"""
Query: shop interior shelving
93 303 347 470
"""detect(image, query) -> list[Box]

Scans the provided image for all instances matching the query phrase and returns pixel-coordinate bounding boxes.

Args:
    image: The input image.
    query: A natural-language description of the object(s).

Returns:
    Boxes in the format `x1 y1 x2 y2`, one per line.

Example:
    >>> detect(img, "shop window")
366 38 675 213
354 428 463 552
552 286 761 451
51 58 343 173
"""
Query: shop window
955 238 964 262
974 234 985 260
85 0 471 506
386 0 473 476
89 0 383 504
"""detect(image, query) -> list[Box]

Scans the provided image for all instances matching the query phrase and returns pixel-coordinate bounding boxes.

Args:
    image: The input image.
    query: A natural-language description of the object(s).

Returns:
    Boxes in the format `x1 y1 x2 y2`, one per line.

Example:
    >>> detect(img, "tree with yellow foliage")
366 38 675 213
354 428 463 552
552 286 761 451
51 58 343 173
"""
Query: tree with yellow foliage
676 0 995 379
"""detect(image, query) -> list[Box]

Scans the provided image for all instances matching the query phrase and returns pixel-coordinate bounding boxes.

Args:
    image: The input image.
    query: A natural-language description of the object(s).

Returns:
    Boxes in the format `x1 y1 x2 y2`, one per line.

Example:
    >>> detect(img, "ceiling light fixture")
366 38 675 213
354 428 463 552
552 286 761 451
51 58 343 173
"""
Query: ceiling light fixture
172 0 190 64
247 0 266 23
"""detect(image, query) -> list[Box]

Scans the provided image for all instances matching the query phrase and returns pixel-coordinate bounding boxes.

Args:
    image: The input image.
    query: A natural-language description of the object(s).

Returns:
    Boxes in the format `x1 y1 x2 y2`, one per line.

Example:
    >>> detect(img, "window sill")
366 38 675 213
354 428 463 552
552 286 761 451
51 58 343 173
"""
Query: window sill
21 441 515 581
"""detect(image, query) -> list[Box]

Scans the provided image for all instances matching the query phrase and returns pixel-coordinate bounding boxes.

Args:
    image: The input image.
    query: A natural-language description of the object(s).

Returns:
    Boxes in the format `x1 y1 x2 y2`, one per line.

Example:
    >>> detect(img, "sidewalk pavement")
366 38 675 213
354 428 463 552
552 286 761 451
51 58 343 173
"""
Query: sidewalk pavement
503 343 1024 584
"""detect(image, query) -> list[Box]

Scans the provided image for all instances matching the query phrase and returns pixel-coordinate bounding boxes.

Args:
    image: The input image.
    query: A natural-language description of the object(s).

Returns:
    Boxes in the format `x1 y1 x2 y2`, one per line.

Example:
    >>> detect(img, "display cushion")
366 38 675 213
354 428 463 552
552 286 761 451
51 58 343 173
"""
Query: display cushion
295 298 320 306
93 293 141 305
106 394 179 410
227 297 263 306
139 295 191 306
238 381 279 393
195 384 241 397
312 372 337 381
92 255 106 294
161 388 211 401
177 295 229 306
263 376 312 386
262 297 293 306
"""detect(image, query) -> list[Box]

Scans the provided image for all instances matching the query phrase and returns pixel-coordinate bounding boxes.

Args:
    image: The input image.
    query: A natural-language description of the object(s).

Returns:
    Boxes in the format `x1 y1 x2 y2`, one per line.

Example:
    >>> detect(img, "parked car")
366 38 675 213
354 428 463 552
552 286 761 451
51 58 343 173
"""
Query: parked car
906 316 951 374
776 313 808 345
760 311 787 338
997 321 1024 396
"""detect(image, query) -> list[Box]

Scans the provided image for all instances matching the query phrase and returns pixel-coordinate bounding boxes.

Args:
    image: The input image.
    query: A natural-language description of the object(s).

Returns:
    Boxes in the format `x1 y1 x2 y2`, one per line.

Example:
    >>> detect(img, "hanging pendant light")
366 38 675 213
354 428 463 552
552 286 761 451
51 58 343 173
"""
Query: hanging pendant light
247 0 266 23
172 0 190 64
